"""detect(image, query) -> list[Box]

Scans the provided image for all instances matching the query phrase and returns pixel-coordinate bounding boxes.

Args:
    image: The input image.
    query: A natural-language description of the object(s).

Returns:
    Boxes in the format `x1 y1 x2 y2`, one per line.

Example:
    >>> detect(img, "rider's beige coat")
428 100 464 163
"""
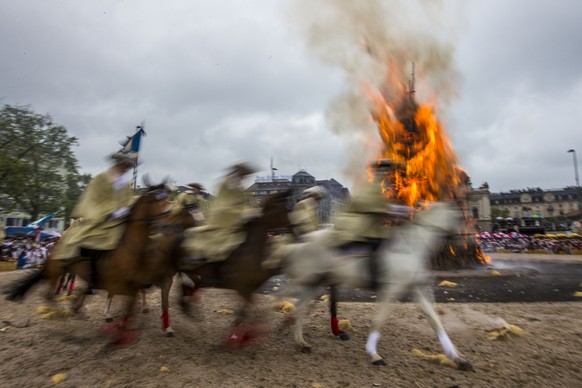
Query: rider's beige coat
290 197 320 235
52 168 134 260
329 179 389 245
182 175 256 263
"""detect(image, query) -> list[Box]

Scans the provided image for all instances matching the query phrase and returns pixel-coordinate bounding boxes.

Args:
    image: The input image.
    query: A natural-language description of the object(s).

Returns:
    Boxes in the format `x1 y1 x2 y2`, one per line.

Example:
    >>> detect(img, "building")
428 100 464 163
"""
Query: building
466 183 492 231
246 169 350 223
467 184 581 232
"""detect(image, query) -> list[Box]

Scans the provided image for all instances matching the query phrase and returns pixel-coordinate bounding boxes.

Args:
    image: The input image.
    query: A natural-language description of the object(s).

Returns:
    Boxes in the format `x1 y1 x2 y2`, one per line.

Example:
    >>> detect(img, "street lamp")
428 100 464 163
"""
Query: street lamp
567 149 581 216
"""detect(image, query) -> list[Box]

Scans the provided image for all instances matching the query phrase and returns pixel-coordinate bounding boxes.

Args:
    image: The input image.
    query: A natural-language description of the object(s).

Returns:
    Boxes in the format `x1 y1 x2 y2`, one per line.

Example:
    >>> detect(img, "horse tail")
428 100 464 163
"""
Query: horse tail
4 266 46 301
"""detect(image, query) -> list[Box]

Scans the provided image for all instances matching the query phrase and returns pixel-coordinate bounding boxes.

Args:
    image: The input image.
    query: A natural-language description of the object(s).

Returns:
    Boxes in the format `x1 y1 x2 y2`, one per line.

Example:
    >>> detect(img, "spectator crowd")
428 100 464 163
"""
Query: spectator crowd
1 237 58 269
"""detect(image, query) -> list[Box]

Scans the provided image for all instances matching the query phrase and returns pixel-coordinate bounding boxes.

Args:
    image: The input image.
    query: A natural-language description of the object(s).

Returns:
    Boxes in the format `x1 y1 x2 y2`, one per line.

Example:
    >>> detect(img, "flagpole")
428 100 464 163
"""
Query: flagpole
118 121 146 190
132 122 145 190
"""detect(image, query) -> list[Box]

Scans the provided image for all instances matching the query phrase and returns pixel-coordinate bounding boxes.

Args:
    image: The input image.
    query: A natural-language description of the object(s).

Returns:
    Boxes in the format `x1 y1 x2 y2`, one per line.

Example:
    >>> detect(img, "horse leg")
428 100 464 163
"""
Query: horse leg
329 285 349 340
69 262 91 313
55 275 65 295
140 289 150 314
292 285 321 353
366 282 407 366
414 286 474 371
178 272 201 317
106 294 140 348
104 294 114 322
160 277 174 337
66 274 76 296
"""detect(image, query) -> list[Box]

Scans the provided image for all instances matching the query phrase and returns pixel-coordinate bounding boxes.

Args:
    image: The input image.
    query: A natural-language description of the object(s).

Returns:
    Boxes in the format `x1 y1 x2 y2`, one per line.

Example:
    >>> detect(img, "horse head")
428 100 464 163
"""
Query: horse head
128 176 171 225
260 190 293 231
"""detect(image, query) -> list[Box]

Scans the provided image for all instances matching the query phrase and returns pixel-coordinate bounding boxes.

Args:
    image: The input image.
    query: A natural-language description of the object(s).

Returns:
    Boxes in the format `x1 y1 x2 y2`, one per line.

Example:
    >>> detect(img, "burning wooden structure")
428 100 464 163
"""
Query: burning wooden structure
367 64 486 270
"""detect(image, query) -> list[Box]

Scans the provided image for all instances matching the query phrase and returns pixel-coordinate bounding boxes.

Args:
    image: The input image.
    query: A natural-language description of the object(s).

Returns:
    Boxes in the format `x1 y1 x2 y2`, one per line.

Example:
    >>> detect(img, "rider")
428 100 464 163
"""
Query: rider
328 159 402 290
182 161 260 263
53 152 136 294
205 162 260 231
172 182 207 223
290 186 327 237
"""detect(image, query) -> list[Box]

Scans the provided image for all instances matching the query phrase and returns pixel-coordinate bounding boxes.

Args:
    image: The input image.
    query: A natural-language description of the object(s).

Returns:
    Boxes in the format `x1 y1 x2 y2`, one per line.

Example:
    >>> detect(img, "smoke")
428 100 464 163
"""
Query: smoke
287 0 462 185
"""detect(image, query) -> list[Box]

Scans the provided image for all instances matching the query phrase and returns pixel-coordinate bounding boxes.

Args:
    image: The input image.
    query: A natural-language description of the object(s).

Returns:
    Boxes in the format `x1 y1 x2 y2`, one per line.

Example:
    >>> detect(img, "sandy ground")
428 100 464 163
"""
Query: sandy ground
1 254 582 388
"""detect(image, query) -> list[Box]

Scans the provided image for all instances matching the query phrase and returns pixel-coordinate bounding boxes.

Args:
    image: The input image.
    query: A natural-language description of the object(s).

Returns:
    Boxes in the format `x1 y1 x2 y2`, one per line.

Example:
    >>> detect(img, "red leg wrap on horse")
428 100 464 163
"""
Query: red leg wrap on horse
67 279 75 295
331 316 341 336
162 310 170 330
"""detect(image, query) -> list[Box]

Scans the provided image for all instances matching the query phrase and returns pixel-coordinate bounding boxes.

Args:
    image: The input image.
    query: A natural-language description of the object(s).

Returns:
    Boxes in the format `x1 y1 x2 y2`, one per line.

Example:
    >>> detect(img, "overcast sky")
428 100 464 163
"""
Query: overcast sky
1 0 582 194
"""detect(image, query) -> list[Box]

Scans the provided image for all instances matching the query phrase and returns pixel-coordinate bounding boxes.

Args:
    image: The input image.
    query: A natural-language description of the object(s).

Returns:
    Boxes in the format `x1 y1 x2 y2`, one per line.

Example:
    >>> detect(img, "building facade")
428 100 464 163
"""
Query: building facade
467 185 581 232
245 169 350 223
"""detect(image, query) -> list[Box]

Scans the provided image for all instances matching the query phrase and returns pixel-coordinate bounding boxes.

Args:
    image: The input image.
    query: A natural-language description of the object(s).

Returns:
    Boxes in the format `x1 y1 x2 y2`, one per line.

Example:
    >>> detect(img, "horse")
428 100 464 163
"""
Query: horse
133 204 197 335
279 202 474 370
100 199 198 336
4 182 171 345
178 190 293 343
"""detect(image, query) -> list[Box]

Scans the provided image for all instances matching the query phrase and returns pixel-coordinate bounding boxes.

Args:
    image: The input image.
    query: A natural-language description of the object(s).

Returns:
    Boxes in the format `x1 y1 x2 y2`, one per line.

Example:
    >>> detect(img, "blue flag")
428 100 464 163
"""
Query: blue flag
119 125 146 158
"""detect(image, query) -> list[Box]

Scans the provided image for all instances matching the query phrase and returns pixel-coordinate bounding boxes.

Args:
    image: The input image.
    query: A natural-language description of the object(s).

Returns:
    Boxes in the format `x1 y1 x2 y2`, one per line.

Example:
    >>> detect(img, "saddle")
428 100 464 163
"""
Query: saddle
180 225 246 269
336 240 383 291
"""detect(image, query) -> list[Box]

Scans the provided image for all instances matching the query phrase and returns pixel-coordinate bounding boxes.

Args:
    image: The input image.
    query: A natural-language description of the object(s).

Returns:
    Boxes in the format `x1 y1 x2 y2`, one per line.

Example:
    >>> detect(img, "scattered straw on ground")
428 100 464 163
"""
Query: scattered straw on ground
410 348 457 369
437 280 459 288
487 324 525 340
51 373 67 384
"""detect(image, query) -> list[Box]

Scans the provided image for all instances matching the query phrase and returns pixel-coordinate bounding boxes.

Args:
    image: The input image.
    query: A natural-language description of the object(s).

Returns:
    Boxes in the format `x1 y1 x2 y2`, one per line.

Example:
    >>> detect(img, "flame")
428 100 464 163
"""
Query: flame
363 72 461 206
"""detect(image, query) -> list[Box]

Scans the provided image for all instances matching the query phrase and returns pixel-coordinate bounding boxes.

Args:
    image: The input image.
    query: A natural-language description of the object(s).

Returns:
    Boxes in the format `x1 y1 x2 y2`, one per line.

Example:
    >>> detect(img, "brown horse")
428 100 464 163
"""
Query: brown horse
4 183 170 345
133 204 197 336
178 190 293 343
101 204 198 335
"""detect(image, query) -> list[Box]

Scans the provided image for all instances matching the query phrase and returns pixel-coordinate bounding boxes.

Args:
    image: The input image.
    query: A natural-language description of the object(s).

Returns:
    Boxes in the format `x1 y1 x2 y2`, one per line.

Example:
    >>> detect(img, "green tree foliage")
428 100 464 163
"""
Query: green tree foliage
0 104 89 222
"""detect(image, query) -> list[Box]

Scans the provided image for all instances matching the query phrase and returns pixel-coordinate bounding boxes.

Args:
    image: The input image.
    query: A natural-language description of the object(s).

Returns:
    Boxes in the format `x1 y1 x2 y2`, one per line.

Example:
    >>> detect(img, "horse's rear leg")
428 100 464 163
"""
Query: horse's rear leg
66 274 76 295
140 289 150 314
414 286 474 372
329 285 349 340
104 294 114 322
292 285 321 353
178 272 202 317
366 282 407 366
160 277 174 337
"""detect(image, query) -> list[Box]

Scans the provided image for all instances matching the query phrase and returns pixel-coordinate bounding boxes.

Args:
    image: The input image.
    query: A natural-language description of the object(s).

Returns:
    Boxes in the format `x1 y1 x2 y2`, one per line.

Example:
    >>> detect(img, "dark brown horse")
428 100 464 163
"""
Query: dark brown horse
178 190 293 342
4 183 170 345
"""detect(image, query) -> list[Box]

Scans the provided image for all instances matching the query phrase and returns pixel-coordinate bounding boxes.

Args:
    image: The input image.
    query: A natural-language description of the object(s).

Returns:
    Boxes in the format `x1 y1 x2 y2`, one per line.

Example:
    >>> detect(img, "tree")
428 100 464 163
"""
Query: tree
0 104 87 222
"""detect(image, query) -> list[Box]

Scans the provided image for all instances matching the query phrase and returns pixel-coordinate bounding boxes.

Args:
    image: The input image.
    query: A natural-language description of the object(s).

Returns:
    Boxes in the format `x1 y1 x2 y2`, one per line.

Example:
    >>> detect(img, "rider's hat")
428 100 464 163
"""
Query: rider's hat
226 161 258 176
302 186 328 200
187 182 205 191
109 152 138 168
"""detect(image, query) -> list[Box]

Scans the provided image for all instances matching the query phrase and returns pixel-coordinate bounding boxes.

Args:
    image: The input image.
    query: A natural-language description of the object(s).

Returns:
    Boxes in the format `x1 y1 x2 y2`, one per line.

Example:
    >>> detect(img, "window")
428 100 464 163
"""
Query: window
471 207 479 219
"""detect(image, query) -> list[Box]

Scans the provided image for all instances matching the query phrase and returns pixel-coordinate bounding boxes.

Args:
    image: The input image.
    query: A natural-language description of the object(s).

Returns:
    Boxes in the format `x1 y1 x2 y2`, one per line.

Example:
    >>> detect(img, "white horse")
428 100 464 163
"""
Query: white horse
279 202 474 371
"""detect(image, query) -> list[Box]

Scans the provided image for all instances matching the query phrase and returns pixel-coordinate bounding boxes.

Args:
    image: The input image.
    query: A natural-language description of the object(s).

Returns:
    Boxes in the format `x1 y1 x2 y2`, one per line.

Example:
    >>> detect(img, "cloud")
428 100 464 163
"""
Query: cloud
1 0 582 195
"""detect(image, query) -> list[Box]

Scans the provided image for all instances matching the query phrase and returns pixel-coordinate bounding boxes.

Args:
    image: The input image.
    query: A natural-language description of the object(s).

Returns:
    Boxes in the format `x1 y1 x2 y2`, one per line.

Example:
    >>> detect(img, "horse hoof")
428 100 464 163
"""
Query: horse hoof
338 331 350 341
165 330 175 338
105 317 113 323
456 359 475 372
372 359 387 366
180 301 192 316
142 308 150 314
301 346 312 354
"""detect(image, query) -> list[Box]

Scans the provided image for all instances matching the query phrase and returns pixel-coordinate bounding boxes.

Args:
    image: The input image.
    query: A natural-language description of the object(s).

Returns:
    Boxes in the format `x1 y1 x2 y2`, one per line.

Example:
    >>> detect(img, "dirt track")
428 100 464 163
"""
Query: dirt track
1 253 582 387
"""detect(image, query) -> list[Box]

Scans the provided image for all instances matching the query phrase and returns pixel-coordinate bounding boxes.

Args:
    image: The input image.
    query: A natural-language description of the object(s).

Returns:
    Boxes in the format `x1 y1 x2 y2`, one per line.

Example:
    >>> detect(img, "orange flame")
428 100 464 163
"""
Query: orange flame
364 78 462 206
